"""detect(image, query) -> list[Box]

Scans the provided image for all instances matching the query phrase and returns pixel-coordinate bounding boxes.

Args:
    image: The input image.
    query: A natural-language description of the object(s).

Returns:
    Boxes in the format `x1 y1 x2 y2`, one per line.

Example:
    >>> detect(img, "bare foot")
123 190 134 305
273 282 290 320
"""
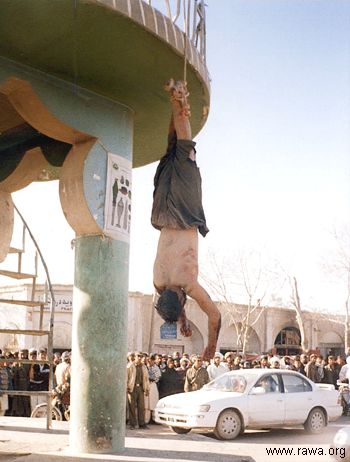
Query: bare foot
164 79 191 117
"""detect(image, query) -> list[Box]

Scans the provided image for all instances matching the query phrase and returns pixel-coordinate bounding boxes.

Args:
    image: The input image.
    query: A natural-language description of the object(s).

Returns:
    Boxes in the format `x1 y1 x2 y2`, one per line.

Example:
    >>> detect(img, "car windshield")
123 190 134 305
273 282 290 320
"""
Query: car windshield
204 374 247 393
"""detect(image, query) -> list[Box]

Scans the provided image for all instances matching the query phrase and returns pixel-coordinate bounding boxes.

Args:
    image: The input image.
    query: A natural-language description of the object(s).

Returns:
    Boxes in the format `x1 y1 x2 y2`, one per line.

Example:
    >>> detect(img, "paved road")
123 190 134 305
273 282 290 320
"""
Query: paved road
0 416 348 462
184 415 349 461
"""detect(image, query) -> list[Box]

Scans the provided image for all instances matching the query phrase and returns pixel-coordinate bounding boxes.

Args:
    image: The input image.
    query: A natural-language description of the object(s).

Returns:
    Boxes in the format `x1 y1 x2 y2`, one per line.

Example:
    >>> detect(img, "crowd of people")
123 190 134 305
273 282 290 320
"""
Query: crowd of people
1 347 349 426
0 348 71 417
126 350 350 429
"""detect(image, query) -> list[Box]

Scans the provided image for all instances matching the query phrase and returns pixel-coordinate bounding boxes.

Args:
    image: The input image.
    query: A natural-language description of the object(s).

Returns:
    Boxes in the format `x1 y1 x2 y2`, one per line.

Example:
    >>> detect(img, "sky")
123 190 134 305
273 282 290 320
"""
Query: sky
9 0 350 313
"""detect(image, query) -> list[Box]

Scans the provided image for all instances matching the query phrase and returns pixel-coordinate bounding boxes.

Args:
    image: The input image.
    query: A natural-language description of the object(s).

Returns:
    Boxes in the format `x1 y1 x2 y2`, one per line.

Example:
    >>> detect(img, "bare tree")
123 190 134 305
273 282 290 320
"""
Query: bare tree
289 276 308 352
321 225 350 351
201 250 284 355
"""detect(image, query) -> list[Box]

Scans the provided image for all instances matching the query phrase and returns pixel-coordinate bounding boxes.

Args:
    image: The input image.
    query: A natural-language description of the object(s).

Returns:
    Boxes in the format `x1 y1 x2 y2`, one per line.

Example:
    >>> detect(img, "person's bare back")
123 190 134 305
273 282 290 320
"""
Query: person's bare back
151 80 221 360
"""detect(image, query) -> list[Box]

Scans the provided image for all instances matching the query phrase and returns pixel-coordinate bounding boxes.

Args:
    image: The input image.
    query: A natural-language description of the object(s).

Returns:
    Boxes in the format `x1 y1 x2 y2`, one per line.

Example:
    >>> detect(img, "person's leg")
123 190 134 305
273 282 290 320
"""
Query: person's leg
24 396 31 417
127 392 137 428
136 387 145 427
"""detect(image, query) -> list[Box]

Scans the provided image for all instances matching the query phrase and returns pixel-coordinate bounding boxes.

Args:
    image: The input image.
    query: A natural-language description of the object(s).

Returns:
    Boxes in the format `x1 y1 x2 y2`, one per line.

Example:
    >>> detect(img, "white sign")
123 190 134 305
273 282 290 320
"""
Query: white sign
104 153 132 242
34 295 73 312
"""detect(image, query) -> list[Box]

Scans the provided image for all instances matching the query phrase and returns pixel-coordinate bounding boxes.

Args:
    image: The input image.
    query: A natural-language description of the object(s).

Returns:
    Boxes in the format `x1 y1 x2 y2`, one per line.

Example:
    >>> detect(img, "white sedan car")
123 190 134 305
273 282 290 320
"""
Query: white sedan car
154 369 342 440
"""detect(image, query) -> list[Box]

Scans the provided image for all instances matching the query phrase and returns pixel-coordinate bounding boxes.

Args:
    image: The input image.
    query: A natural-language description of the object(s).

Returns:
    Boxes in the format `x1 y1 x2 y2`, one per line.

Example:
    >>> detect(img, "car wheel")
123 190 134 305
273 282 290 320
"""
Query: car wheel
214 409 242 440
170 426 191 434
304 407 326 434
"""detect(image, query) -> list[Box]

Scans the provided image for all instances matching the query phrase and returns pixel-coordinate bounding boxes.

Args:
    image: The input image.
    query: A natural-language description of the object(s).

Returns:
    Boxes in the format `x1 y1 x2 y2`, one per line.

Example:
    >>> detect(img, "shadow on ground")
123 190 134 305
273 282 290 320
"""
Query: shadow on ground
0 426 68 436
0 448 256 462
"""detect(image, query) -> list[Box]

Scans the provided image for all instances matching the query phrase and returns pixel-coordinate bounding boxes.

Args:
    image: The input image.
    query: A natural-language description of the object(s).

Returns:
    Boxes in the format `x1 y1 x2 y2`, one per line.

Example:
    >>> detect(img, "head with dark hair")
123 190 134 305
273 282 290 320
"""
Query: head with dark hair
155 288 186 323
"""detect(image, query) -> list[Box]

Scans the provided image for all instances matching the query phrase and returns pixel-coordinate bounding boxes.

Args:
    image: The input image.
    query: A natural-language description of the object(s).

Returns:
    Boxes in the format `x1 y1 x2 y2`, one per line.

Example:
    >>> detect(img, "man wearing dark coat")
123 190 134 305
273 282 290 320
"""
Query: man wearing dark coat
12 349 31 417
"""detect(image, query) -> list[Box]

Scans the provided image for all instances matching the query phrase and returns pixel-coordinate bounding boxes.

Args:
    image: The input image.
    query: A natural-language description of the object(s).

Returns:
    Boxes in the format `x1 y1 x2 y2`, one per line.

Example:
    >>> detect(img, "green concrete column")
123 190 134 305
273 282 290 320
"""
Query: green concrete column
69 235 129 453
0 59 133 455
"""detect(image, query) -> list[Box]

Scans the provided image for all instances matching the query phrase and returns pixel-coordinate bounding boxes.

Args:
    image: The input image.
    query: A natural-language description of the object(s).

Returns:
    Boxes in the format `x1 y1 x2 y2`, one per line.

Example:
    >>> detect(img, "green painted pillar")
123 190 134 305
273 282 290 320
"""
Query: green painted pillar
69 235 128 453
0 61 133 454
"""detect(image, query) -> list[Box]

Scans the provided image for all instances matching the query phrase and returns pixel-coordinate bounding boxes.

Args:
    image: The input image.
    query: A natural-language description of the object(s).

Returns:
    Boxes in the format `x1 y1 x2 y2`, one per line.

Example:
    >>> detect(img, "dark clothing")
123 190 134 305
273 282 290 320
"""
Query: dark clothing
12 364 31 417
292 366 306 376
175 367 188 389
323 364 340 388
158 367 184 399
128 386 145 428
135 364 143 388
151 135 209 237
29 363 50 391
305 361 321 383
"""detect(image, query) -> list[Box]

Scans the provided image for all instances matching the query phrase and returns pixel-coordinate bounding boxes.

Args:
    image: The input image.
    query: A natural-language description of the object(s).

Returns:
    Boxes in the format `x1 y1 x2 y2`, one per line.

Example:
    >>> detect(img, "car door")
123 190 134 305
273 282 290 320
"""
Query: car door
281 373 314 424
247 373 285 426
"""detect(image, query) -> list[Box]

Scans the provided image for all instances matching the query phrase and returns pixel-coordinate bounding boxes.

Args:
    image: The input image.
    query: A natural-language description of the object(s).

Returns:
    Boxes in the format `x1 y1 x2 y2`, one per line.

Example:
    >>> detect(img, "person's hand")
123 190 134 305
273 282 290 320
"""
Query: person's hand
144 391 149 397
202 345 215 362
180 320 192 337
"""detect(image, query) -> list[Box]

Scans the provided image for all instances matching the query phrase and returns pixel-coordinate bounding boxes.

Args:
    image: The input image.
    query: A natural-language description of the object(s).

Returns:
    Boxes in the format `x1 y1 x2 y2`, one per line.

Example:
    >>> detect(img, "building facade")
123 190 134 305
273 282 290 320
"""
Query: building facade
0 284 345 357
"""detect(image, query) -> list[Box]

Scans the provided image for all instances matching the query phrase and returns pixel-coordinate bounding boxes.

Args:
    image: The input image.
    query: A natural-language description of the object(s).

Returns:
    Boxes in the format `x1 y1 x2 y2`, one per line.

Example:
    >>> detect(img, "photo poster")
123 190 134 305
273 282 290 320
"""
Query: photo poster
104 152 132 242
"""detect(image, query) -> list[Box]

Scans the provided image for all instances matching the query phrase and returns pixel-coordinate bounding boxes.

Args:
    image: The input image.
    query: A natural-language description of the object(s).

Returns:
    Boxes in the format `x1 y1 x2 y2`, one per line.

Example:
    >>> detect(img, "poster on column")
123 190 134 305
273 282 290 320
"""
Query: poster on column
104 152 132 243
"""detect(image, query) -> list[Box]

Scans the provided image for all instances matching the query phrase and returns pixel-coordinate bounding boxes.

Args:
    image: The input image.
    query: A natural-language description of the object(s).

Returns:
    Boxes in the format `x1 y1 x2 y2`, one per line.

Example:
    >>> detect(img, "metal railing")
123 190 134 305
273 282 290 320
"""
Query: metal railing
146 0 206 62
0 205 56 429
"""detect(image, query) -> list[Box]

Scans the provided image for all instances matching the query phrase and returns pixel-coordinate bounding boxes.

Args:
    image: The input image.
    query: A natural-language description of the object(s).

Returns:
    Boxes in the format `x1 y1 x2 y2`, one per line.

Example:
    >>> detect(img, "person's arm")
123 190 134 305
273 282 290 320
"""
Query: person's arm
186 282 221 362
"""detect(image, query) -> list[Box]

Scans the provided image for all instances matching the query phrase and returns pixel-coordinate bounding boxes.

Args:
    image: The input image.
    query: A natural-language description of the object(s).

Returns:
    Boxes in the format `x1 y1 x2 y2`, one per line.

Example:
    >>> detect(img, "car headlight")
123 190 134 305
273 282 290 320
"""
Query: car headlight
197 405 210 412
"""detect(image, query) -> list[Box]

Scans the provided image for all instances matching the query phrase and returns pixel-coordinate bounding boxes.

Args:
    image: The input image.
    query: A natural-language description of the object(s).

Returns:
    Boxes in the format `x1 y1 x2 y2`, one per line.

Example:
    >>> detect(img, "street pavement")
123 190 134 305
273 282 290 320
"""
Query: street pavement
0 416 348 462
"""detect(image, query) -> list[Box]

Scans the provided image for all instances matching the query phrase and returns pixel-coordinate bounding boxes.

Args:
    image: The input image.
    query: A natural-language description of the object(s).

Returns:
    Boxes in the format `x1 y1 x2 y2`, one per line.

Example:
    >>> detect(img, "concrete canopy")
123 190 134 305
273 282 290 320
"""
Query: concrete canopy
0 0 210 169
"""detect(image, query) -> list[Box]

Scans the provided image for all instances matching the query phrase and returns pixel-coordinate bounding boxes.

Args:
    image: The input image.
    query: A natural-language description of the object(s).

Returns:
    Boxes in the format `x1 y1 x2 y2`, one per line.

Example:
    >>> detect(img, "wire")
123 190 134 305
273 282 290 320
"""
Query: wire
183 0 188 83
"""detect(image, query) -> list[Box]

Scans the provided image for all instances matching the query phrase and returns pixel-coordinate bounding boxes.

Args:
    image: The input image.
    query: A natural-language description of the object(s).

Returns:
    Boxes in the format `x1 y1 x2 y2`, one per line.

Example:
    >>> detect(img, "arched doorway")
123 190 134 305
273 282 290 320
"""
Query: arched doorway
274 326 301 355
318 331 344 357
219 323 261 355
153 320 204 356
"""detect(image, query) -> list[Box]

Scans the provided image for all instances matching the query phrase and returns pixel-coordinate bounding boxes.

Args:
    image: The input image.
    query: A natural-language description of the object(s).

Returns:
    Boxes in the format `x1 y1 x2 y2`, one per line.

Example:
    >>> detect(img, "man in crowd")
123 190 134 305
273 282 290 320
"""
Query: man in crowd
207 352 227 381
260 355 270 369
29 347 50 409
323 355 340 388
55 351 71 387
292 356 306 375
0 355 9 416
224 352 235 371
300 353 308 374
12 349 31 417
127 352 150 430
146 354 161 422
184 355 209 392
232 355 242 370
305 354 321 383
176 357 190 388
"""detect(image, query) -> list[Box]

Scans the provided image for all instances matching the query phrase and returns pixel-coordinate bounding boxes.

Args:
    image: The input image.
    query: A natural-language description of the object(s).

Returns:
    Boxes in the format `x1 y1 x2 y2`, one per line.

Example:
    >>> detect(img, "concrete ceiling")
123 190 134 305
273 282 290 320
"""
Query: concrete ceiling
0 0 210 168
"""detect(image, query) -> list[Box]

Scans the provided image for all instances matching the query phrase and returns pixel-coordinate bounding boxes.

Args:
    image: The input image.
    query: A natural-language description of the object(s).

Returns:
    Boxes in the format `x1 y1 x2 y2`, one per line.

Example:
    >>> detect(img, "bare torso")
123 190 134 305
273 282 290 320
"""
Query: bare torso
153 228 198 292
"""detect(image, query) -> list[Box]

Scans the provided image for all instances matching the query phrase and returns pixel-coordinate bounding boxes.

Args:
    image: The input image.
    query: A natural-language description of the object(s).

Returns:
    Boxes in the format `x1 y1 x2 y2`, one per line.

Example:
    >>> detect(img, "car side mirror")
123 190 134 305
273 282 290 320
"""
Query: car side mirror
250 386 266 395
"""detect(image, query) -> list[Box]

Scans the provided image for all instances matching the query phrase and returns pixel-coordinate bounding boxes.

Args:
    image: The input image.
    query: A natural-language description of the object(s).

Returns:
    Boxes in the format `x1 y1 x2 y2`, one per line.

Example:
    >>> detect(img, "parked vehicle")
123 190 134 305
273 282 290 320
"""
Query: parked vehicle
154 369 342 440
